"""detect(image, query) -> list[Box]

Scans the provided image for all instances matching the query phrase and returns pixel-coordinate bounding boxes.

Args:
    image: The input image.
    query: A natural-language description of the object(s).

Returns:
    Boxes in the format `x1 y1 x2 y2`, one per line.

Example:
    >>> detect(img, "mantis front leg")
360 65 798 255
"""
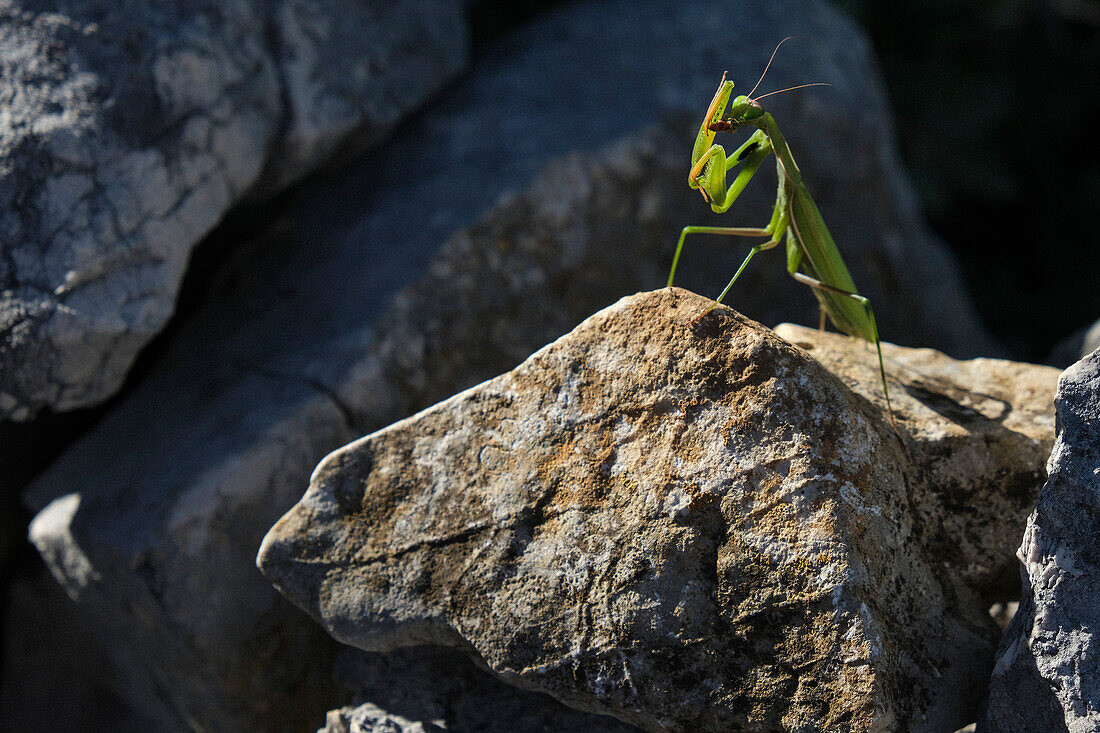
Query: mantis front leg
691 130 774 212
668 131 780 288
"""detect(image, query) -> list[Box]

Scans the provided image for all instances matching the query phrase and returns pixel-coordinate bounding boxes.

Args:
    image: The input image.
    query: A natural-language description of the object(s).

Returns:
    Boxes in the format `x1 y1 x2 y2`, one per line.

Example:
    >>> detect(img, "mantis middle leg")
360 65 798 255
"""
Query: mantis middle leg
682 199 792 321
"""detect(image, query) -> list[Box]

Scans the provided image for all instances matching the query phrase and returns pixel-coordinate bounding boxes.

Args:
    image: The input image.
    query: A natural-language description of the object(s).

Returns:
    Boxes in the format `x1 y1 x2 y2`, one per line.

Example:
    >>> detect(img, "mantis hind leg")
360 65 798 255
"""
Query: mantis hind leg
788 269 894 423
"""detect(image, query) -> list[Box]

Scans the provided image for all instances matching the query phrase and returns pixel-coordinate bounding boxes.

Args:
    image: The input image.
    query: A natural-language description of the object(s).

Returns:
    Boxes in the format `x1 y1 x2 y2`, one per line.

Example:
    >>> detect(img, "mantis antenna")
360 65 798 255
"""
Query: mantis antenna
753 82 832 101
747 36 794 98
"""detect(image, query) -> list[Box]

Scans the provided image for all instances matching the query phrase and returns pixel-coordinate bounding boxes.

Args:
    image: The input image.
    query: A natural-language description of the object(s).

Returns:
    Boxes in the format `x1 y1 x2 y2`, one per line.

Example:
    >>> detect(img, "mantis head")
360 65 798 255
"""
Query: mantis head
686 42 826 207
708 95 764 132
694 37 822 145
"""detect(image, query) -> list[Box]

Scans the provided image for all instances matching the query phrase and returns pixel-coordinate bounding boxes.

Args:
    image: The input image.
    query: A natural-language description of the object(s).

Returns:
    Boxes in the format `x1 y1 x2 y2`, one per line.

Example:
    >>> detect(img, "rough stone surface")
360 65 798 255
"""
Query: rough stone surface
319 646 640 733
981 348 1100 732
772 322 1058 603
0 0 467 421
22 121 682 733
263 0 468 192
21 1 1001 729
260 289 1057 732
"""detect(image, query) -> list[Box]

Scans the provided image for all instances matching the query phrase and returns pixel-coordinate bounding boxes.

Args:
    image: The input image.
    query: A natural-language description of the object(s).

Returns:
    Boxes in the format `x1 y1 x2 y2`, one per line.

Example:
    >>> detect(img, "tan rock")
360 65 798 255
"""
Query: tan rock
260 289 1057 731
773 322 1056 594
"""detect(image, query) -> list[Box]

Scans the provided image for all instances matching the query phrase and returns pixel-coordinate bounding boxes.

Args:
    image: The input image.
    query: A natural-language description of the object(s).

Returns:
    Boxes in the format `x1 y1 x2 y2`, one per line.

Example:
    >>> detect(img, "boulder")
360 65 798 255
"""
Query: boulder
0 0 468 420
980 348 1100 731
27 386 352 732
260 289 1057 731
23 121 685 733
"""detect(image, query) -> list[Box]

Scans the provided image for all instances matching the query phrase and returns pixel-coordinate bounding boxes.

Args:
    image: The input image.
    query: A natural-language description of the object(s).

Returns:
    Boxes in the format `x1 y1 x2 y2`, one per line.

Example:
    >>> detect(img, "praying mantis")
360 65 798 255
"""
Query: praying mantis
667 40 893 418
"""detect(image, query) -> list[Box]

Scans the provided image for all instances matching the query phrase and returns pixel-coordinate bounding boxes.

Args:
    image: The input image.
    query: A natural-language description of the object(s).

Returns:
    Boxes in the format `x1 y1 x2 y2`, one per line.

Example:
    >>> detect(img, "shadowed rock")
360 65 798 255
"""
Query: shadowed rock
260 289 1056 731
320 645 641 733
981 348 1100 731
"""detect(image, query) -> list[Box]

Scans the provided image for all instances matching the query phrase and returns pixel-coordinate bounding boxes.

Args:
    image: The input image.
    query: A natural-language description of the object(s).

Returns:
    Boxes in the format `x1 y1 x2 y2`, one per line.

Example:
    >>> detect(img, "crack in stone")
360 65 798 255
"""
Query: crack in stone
248 365 363 436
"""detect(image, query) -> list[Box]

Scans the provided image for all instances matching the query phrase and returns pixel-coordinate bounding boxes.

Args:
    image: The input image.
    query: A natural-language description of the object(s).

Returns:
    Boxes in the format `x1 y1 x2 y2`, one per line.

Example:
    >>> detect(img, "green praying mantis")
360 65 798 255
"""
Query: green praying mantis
667 40 893 419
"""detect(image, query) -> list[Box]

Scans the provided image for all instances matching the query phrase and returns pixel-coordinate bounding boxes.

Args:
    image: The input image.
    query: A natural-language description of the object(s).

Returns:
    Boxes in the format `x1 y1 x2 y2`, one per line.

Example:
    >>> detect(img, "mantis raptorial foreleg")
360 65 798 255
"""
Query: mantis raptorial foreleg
667 132 781 289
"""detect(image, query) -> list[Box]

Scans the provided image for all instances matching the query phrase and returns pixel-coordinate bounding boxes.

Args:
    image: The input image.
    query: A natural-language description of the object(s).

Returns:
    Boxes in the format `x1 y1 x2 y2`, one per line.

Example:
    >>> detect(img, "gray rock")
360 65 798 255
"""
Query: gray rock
772 322 1057 601
981 348 1100 732
320 646 640 733
0 0 468 421
260 289 1056 731
28 386 353 732
23 0 1001 728
263 0 469 192
23 121 686 733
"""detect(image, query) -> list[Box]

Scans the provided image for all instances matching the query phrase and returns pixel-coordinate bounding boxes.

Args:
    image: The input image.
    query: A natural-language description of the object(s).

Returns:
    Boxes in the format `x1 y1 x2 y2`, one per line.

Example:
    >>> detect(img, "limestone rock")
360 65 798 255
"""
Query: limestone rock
980 348 1100 731
0 0 467 420
260 289 1057 731
773 322 1058 598
263 0 468 192
27 384 352 732
22 121 682 733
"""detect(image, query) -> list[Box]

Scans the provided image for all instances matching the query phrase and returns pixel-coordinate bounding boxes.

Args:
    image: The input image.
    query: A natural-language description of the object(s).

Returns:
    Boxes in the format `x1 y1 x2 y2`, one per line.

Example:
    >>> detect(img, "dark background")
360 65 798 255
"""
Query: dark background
837 0 1100 362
